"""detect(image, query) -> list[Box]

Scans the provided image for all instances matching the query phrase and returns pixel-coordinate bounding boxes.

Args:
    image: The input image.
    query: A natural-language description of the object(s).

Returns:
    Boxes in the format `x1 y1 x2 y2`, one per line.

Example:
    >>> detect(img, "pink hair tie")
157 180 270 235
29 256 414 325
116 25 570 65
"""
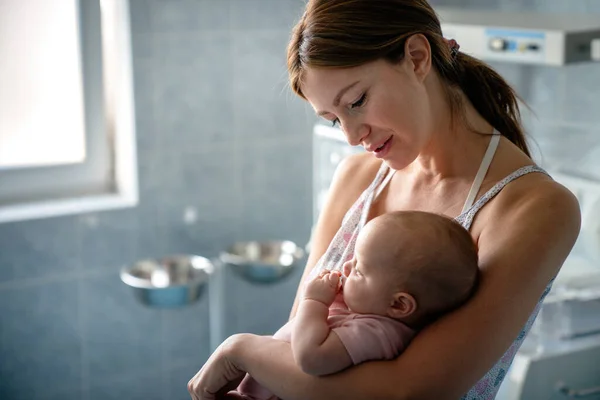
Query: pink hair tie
445 38 460 58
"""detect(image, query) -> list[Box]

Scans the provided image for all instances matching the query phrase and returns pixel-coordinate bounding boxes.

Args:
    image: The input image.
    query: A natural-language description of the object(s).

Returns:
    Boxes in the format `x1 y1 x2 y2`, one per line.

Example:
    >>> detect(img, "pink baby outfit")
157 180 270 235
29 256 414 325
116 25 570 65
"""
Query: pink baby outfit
236 297 415 400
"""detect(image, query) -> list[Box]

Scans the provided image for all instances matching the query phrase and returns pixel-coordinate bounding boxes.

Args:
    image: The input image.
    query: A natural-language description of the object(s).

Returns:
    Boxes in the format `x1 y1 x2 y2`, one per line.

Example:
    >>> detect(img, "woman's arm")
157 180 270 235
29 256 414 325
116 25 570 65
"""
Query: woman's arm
226 179 580 400
289 153 379 320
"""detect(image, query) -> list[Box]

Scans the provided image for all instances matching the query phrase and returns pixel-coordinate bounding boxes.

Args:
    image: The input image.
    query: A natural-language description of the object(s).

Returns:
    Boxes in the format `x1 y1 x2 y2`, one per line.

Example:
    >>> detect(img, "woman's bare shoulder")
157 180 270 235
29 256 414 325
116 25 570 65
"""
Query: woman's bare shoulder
477 170 581 272
473 137 580 248
331 152 382 202
486 169 579 223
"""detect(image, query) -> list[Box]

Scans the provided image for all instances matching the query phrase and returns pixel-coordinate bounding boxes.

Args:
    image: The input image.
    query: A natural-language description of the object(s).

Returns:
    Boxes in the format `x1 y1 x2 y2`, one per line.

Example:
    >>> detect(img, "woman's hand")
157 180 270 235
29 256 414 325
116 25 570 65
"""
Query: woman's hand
188 334 248 400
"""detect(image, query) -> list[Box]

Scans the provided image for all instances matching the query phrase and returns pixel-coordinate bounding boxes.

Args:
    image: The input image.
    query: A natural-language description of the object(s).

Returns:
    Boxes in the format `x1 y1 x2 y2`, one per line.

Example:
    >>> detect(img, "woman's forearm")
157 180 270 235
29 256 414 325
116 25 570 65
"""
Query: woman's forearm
230 334 409 400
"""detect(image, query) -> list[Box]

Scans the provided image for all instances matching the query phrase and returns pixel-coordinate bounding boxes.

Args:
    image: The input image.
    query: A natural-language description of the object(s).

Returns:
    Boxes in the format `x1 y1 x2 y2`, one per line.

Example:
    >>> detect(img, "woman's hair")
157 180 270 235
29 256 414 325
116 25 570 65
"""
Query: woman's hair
286 0 530 156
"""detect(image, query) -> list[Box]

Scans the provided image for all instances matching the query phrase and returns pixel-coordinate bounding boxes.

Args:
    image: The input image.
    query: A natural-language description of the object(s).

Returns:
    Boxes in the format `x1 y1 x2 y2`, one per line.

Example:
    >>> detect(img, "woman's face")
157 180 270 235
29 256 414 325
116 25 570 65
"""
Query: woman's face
301 54 434 170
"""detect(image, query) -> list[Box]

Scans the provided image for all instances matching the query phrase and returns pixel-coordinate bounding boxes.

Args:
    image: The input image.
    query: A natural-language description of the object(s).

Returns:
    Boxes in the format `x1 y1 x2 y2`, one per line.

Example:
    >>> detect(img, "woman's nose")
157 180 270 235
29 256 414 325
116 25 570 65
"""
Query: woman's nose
344 121 369 147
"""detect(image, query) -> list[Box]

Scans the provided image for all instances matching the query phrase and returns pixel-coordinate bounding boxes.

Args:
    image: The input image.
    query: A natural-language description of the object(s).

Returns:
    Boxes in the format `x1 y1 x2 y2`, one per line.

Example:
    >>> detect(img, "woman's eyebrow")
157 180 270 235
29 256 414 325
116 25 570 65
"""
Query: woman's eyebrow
333 81 360 107
316 80 361 116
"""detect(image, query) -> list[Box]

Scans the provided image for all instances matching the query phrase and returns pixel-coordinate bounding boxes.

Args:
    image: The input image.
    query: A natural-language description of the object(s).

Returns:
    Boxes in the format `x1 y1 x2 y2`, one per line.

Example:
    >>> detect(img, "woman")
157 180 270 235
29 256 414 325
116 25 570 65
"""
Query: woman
189 0 580 399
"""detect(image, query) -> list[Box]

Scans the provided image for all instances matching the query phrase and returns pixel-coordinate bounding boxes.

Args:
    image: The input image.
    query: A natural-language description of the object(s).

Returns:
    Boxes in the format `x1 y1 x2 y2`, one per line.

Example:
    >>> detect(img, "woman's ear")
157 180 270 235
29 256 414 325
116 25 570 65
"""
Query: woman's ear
404 33 432 83
388 292 418 319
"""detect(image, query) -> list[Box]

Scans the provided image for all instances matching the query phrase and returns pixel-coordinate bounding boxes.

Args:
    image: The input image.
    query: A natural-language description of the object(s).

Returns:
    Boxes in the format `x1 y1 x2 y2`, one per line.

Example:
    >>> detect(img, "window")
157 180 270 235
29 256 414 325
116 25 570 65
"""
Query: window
0 0 138 223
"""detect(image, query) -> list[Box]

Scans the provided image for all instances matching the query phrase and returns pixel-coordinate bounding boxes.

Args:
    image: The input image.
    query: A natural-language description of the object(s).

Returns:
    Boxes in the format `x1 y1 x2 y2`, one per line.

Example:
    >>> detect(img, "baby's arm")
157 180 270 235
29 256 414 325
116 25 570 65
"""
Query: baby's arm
291 270 352 376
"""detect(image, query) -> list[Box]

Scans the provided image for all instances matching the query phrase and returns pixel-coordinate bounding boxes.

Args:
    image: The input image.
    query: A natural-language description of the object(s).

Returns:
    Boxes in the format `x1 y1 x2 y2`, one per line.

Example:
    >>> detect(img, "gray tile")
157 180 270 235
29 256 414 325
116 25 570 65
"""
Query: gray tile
132 32 155 60
226 268 302 335
82 274 163 385
135 148 171 262
162 218 241 261
429 0 468 6
165 143 240 214
130 0 154 35
531 0 589 13
0 384 82 400
562 63 600 124
498 0 535 11
155 143 242 257
230 0 306 30
88 370 164 400
487 62 526 93
527 122 599 175
151 0 230 32
168 362 205 400
461 0 499 10
154 30 235 147
43 386 83 400
132 59 158 155
586 0 600 13
135 200 169 261
162 297 212 366
78 210 139 271
516 62 600 125
517 65 566 121
0 216 81 283
238 138 312 245
136 139 167 208
0 281 82 398
232 31 312 141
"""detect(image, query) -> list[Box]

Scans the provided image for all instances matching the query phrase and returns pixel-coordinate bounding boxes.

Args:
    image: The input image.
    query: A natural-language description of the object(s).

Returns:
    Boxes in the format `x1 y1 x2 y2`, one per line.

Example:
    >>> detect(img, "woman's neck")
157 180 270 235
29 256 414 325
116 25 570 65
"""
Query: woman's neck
408 79 495 183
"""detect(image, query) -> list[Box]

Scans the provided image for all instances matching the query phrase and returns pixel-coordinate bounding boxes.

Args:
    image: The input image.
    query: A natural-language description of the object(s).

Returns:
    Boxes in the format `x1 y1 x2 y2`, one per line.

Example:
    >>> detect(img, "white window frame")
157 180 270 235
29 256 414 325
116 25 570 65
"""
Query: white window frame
0 0 138 224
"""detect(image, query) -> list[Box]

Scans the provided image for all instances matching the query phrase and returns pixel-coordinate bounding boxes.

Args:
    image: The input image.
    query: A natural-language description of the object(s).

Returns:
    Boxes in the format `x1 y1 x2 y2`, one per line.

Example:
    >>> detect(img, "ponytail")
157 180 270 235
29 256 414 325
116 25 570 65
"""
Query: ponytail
445 52 531 157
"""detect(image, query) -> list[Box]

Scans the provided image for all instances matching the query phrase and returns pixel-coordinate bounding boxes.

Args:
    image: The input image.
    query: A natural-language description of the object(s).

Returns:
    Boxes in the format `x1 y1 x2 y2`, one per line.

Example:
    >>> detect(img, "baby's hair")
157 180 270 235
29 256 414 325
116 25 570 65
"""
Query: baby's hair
371 211 479 326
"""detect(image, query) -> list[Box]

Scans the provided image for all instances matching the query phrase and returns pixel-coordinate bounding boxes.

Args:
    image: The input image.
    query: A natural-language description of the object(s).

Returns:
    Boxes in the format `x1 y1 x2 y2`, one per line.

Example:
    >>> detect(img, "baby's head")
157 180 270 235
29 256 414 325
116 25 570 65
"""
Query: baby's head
342 211 479 328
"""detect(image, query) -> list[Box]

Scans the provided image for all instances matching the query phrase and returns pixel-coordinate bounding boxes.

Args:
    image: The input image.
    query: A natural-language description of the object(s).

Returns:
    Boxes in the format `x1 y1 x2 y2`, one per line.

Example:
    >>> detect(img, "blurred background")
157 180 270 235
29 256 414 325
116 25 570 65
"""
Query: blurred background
0 0 599 399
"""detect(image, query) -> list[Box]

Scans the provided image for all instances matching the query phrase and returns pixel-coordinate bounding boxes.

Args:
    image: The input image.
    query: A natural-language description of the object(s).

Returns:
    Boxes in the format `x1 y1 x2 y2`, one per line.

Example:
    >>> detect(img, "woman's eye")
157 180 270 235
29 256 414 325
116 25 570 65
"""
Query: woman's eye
331 118 340 127
350 93 366 109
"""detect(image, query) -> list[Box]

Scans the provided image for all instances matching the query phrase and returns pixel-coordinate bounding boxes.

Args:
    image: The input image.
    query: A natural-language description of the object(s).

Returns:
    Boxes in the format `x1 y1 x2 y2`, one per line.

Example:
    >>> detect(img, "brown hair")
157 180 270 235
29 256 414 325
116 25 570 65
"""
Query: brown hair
375 211 479 326
287 0 531 157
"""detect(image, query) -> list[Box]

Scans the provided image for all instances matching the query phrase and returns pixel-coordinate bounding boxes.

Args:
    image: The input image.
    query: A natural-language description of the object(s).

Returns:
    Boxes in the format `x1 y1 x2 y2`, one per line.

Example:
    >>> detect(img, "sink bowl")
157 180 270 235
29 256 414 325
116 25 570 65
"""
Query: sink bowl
220 240 304 284
120 255 213 307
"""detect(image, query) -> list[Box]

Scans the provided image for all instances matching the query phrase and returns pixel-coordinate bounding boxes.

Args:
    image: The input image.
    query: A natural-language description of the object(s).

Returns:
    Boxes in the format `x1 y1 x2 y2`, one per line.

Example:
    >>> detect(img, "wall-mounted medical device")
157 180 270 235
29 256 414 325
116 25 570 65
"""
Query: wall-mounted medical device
437 7 600 66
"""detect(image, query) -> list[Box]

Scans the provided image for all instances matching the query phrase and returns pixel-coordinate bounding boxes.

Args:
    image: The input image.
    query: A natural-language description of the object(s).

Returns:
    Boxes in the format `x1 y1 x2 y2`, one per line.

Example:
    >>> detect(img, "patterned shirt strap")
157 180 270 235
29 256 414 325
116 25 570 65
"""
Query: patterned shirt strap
457 165 549 231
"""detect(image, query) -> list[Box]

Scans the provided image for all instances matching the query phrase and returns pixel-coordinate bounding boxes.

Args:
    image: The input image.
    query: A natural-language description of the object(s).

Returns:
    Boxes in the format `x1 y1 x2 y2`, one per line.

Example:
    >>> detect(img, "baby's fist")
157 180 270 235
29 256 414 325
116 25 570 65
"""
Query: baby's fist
303 270 341 306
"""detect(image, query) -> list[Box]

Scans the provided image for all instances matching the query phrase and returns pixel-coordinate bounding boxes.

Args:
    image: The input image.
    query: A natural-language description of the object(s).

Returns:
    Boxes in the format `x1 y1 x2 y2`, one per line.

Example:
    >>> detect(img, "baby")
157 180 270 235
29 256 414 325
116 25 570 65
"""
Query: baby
227 210 479 400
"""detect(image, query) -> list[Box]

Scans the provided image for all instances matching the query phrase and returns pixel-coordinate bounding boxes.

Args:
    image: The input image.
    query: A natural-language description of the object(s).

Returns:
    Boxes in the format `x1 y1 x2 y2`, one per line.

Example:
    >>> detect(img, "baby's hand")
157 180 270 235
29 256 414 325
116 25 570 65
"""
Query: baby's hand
303 270 342 306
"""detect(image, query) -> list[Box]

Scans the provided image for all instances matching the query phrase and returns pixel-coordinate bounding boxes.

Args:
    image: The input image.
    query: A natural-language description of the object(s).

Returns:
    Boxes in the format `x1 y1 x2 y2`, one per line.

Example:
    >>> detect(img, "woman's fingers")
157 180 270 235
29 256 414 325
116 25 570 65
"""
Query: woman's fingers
187 337 246 400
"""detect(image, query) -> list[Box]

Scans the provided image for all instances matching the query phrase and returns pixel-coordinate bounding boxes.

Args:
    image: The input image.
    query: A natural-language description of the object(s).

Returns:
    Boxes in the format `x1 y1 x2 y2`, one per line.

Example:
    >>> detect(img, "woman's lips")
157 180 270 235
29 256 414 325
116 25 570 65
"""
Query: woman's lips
374 137 392 159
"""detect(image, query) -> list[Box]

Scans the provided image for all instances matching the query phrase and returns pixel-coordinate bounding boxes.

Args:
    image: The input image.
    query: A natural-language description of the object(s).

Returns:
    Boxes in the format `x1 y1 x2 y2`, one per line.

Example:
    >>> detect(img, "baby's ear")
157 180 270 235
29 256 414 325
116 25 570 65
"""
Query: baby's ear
388 292 417 319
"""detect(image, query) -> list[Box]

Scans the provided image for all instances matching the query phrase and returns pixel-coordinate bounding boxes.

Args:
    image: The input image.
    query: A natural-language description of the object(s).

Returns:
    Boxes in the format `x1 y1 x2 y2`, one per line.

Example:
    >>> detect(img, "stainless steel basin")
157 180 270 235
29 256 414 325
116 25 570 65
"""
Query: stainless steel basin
120 255 213 307
220 240 304 284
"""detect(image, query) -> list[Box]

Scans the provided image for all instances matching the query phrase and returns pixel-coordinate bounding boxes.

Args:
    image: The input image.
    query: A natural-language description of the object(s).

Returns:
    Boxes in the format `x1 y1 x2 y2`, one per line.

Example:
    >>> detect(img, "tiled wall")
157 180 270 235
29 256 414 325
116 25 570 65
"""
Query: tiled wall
1 0 599 399
0 1 312 399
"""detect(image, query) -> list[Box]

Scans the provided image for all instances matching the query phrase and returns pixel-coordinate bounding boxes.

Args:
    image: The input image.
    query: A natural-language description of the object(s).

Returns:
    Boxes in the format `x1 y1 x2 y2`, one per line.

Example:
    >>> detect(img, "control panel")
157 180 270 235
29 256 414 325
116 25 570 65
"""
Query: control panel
437 7 600 65
483 29 546 63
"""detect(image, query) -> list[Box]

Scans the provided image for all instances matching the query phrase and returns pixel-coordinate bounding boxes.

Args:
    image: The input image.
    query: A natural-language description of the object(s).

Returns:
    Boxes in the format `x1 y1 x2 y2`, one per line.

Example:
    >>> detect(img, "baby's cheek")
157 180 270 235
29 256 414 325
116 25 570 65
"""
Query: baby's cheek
343 282 356 301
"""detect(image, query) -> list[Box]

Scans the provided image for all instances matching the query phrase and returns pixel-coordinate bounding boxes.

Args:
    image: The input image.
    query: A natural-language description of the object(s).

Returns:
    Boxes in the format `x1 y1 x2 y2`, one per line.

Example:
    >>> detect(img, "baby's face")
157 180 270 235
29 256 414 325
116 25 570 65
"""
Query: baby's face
342 254 396 316
342 220 417 316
